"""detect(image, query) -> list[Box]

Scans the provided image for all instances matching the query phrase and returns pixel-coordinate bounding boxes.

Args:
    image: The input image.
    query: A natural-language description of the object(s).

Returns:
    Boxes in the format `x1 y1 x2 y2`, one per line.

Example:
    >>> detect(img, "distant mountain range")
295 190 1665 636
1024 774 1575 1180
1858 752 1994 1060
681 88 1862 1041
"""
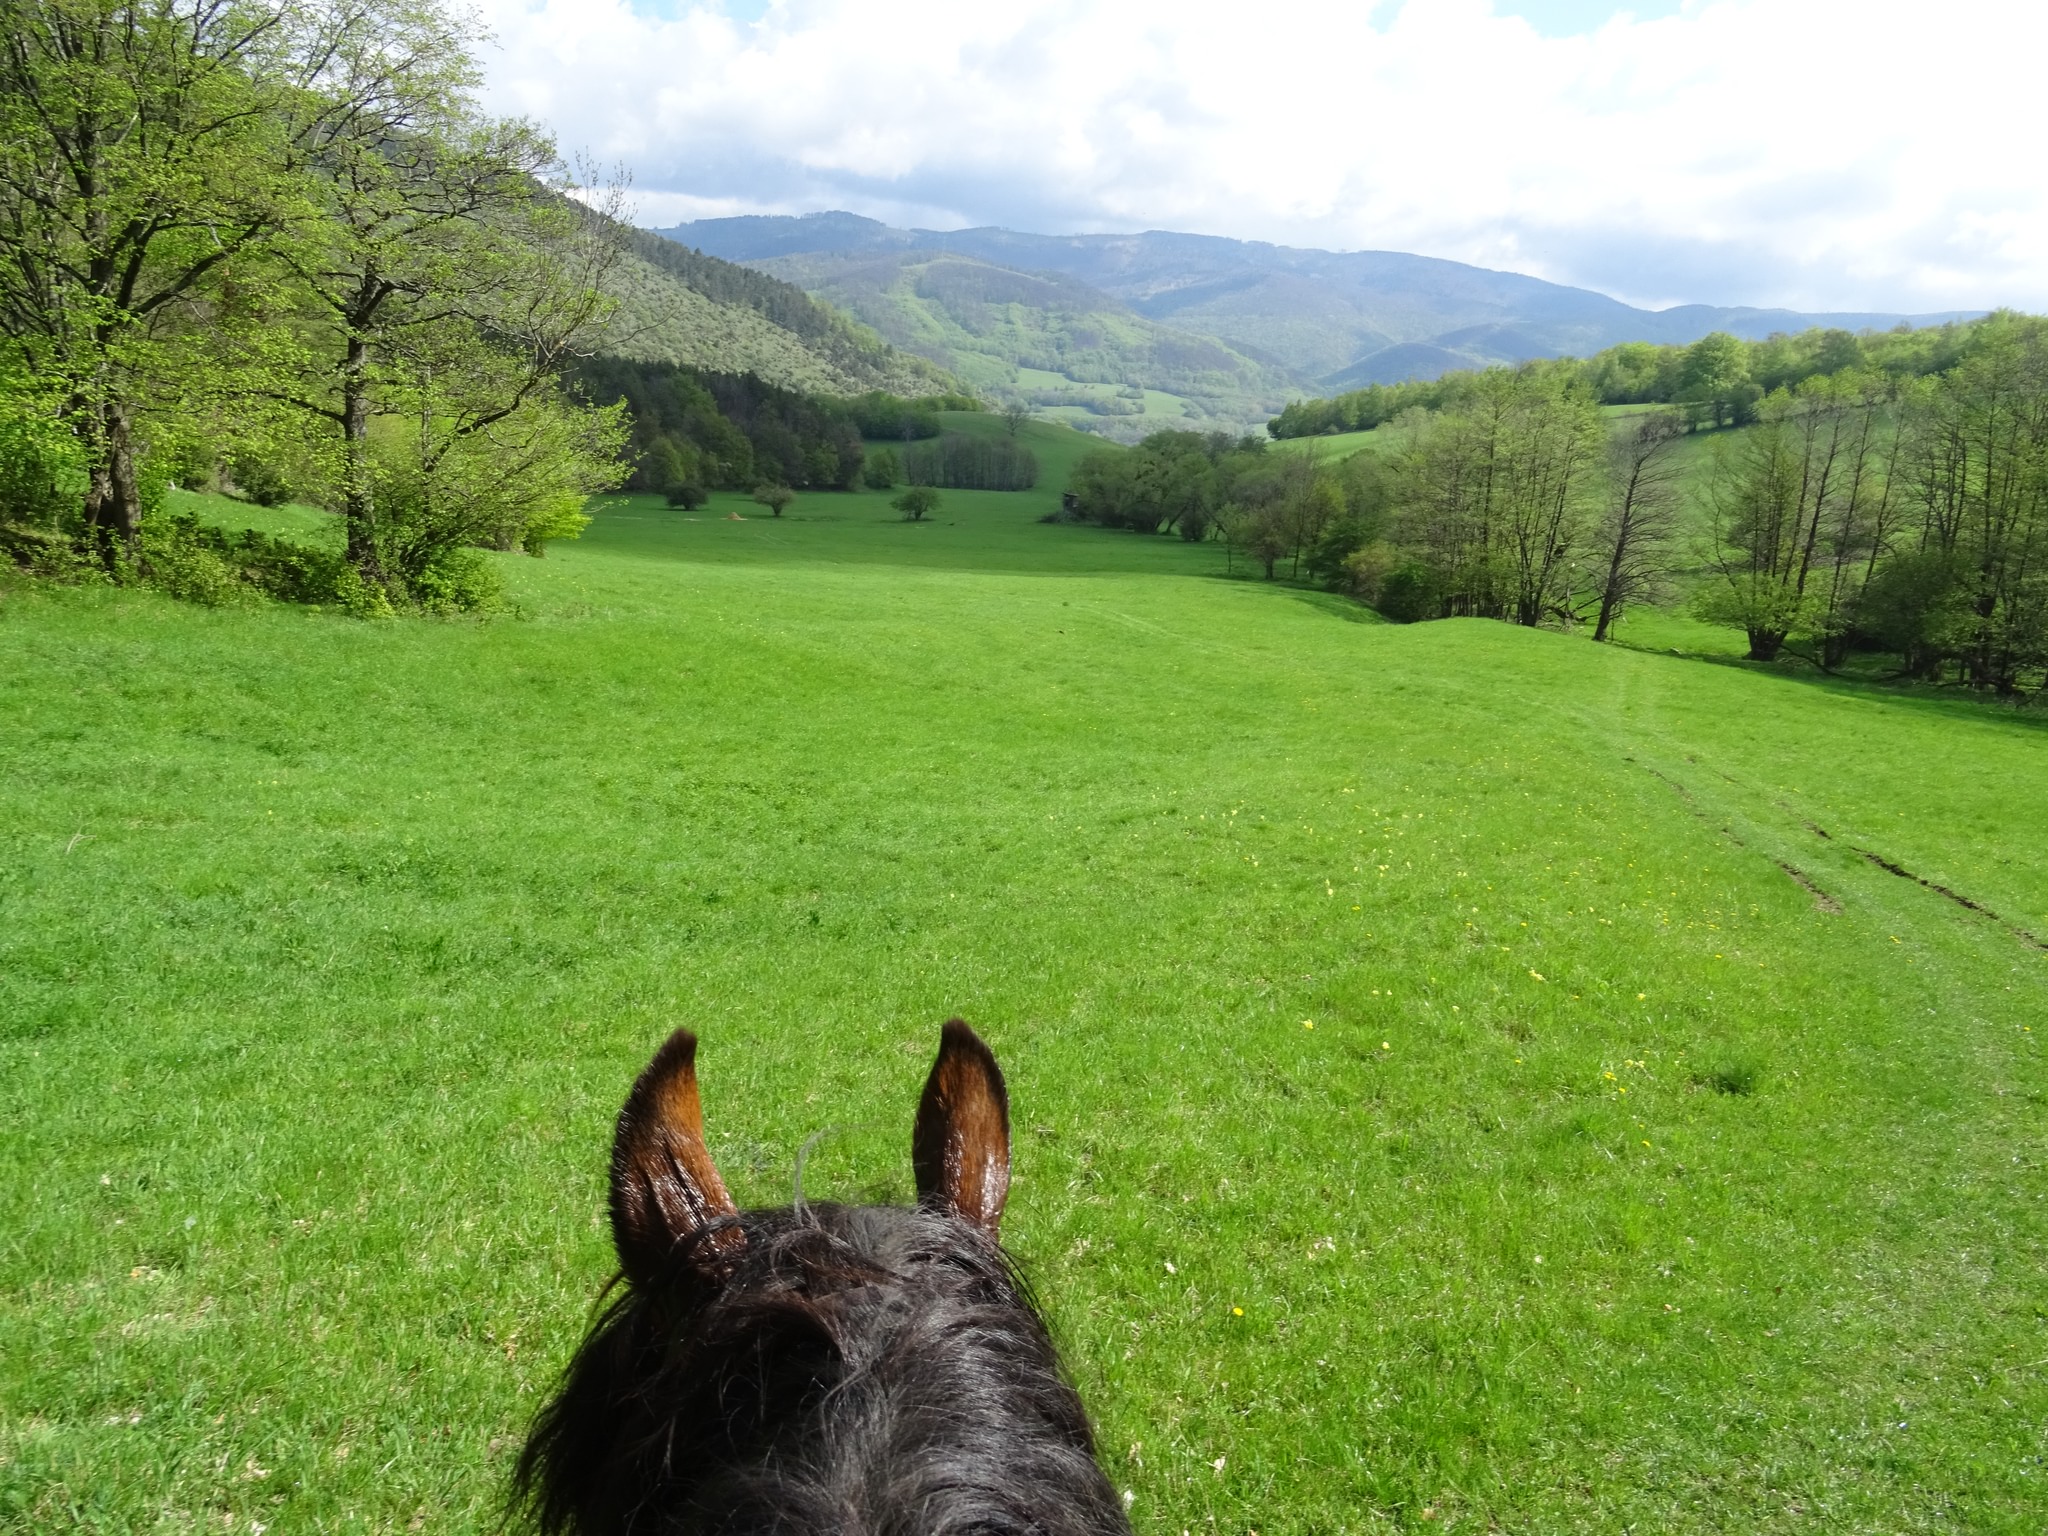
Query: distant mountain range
653 212 1979 414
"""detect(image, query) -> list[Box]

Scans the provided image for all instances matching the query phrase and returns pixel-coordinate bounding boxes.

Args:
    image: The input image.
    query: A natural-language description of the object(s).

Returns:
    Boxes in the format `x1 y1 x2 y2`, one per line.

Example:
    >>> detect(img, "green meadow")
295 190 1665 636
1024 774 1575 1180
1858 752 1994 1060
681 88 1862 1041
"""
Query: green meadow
2 433 2045 1533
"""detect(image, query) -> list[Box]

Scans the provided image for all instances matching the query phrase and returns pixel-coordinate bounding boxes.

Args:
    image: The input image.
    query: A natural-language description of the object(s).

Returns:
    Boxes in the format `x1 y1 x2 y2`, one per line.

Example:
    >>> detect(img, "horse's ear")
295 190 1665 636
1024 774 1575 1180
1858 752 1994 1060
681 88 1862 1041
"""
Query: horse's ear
912 1019 1011 1239
609 1030 744 1285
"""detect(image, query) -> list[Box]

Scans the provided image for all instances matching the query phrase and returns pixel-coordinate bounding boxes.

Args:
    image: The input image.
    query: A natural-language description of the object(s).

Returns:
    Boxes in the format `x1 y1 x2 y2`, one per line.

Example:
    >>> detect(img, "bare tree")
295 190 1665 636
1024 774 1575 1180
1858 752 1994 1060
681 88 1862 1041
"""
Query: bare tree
1586 410 1684 641
1000 401 1030 436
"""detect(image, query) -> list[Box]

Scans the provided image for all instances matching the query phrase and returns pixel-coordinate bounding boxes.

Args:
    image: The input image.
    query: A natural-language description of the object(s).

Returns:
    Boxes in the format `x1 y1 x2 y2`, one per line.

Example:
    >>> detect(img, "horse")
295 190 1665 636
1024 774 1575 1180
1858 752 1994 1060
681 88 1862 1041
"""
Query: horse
514 1019 1134 1536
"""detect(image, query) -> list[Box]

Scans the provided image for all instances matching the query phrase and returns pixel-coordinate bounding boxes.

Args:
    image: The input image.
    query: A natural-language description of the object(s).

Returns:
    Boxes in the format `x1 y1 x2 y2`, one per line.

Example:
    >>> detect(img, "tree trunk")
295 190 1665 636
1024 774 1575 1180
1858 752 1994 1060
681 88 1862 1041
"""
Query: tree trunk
1592 588 1620 644
340 333 387 586
1746 628 1786 662
82 400 142 574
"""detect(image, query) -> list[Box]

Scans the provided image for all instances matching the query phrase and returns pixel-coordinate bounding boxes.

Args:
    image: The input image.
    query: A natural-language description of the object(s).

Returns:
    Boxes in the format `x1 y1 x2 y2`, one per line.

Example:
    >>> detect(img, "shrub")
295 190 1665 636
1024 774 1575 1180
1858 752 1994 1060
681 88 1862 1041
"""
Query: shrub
1376 561 1443 623
228 453 294 508
664 482 707 510
408 546 504 615
138 515 351 606
893 486 940 521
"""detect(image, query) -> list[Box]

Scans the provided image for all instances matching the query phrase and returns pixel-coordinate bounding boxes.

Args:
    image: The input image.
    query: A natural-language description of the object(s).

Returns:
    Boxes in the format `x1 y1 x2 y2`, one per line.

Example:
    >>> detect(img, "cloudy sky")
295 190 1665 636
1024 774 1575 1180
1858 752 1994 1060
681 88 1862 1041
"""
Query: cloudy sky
474 0 2043 315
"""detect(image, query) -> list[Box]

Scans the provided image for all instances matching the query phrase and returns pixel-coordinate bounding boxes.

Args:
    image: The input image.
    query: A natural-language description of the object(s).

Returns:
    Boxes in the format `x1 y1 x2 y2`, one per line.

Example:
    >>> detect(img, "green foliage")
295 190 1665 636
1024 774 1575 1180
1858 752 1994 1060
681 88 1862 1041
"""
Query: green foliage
577 359 875 492
228 453 295 509
407 546 505 614
752 484 795 518
0 378 84 533
903 432 1038 491
861 447 901 490
1268 315 2015 440
892 485 941 521
845 393 941 440
135 514 348 607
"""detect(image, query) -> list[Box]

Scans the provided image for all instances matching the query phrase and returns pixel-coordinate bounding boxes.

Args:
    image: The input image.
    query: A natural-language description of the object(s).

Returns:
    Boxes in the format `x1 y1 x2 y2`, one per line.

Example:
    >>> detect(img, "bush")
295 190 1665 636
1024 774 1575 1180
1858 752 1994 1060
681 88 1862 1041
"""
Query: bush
138 514 350 606
861 448 900 490
228 453 294 507
408 546 504 615
664 482 707 509
893 486 940 521
1376 561 1443 623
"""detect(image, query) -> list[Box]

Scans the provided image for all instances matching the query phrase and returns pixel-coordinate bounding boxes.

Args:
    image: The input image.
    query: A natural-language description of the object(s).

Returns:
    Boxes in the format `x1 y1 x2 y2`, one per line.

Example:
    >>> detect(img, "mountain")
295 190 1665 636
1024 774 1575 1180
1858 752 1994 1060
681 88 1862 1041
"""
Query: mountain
590 222 954 398
723 245 1296 439
652 212 1979 395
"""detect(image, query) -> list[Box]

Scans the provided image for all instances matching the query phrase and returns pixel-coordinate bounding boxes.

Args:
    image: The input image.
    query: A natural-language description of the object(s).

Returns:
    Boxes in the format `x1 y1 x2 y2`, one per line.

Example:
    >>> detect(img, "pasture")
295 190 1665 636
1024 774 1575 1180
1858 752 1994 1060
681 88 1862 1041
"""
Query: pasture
2 453 2044 1533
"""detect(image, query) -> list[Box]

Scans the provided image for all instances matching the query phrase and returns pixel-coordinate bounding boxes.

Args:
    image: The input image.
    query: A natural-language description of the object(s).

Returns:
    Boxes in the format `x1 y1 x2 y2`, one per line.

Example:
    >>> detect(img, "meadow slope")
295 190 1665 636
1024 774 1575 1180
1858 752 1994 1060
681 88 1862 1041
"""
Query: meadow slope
2 479 2044 1534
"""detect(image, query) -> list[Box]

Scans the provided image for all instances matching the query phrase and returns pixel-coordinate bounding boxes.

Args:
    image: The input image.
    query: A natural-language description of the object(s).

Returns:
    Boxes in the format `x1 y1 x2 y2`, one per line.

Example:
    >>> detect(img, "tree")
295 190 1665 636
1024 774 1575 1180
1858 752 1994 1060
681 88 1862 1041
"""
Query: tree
642 437 687 496
260 4 627 595
0 0 331 566
1893 315 2048 690
1586 411 1684 641
664 481 706 510
862 446 899 489
1677 332 1758 429
753 483 793 518
1393 368 1603 624
1001 402 1030 436
1696 374 1897 663
893 485 939 521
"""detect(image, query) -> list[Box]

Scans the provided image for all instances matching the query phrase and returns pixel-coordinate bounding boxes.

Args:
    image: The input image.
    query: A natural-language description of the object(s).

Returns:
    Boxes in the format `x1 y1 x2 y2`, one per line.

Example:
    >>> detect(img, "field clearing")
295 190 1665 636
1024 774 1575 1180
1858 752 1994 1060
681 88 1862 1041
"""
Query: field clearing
2 473 2045 1533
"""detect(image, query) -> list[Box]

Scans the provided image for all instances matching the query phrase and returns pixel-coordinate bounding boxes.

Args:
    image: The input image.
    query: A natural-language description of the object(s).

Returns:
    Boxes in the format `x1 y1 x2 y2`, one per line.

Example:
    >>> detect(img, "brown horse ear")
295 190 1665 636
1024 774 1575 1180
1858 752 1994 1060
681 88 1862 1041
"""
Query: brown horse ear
912 1019 1011 1239
609 1030 744 1285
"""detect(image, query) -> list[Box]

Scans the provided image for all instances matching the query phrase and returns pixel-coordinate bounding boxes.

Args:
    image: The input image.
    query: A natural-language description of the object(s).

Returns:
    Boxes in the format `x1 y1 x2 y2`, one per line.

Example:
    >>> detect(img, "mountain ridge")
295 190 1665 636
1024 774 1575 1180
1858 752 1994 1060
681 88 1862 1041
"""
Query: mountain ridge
651 212 1979 391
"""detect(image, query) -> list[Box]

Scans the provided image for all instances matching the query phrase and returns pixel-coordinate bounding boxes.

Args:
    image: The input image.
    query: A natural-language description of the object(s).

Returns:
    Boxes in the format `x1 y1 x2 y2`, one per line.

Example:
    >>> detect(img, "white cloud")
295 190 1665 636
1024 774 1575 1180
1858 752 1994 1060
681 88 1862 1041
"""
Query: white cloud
474 0 2048 313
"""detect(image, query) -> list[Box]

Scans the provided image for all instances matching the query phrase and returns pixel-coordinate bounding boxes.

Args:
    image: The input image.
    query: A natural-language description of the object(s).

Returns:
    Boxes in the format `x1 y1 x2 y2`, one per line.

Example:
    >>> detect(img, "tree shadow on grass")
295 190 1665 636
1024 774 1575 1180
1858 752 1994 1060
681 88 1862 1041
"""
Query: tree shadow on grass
1281 587 1391 626
1617 638 2048 733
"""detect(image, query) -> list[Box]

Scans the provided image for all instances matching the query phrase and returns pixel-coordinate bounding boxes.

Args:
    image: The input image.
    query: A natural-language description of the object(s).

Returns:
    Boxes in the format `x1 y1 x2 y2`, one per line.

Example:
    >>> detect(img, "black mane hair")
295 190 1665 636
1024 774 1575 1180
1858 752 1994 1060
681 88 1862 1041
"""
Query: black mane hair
513 1024 1131 1536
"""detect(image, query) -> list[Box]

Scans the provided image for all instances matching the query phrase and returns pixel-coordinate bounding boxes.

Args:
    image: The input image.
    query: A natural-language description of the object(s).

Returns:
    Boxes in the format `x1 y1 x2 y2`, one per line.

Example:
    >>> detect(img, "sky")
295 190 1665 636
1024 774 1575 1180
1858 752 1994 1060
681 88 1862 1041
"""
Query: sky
472 0 2045 315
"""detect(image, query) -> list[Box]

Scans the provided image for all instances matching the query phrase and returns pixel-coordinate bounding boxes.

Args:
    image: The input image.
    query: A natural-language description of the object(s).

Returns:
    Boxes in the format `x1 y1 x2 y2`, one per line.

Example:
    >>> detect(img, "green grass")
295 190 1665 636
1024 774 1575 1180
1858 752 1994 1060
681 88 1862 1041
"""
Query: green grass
1271 426 1405 462
3 470 2046 1534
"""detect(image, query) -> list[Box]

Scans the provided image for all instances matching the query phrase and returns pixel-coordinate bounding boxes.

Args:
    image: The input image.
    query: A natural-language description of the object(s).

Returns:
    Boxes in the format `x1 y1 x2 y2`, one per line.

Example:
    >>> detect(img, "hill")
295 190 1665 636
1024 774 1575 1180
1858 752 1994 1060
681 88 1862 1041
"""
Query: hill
590 221 956 398
731 246 1296 440
655 212 1979 389
4 482 2042 1532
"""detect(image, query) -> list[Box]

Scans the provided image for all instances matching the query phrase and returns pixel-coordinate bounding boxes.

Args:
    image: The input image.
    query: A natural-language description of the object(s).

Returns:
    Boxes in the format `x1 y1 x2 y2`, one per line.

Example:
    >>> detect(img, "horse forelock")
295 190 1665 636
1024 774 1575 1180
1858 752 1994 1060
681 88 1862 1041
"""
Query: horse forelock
515 1203 1131 1536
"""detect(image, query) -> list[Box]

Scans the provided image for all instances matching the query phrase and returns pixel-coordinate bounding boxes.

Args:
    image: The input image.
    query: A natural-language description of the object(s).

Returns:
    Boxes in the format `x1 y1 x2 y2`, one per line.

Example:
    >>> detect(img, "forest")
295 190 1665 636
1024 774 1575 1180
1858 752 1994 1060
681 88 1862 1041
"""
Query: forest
1069 312 2048 692
1266 319 1992 437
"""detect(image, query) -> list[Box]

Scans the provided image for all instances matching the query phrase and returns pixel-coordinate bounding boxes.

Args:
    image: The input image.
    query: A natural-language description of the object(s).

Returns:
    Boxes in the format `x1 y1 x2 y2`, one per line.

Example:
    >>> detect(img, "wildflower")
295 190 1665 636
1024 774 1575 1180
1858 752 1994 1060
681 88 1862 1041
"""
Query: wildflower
1302 1020 1314 1030
1380 1041 1391 1050
1529 970 1545 981
1232 1307 1243 1316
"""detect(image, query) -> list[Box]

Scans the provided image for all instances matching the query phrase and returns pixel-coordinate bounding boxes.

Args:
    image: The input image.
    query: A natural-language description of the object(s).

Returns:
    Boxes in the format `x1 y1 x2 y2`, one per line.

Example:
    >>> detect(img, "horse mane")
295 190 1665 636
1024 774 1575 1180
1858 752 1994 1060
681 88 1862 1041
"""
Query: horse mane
513 1201 1129 1536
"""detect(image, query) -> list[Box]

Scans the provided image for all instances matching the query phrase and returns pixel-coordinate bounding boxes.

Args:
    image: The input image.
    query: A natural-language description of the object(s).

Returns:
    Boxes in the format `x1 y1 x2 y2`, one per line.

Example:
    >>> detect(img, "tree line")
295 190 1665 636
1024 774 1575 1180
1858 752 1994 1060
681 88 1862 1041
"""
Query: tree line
577 356 1006 505
1266 317 1994 439
1068 312 2048 692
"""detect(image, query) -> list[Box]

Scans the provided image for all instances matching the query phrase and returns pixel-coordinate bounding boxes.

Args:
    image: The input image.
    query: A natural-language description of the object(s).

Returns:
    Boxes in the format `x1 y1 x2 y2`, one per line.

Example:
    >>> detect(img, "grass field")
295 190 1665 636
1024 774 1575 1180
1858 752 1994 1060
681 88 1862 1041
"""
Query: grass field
3 450 2045 1533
